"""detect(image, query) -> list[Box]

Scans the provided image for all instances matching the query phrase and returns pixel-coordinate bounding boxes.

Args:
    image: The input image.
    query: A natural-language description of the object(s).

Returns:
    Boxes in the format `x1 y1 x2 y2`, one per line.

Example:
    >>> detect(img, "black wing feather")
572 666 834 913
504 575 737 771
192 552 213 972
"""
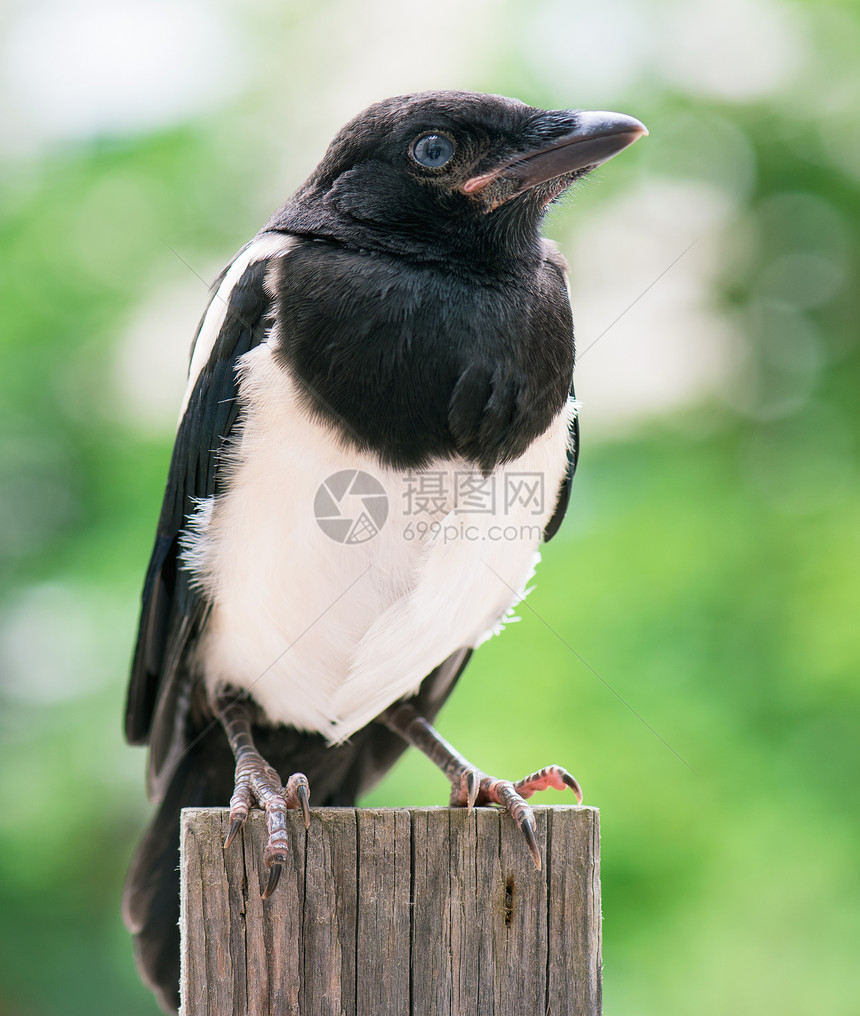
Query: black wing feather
542 393 579 542
124 253 275 798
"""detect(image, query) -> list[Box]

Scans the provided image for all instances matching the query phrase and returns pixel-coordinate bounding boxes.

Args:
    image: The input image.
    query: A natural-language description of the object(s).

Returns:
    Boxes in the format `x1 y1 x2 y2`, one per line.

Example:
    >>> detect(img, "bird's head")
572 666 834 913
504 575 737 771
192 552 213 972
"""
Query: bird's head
271 91 646 263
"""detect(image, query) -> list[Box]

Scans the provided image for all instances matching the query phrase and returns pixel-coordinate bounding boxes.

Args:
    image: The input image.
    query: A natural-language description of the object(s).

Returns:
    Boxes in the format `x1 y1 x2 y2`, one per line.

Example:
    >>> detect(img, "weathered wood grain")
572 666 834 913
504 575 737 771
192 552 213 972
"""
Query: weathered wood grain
180 806 601 1016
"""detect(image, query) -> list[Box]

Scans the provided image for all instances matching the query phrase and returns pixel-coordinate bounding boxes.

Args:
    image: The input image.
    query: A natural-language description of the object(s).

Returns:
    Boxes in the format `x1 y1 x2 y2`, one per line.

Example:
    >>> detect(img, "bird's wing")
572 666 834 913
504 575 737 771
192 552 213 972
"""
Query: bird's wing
124 233 293 799
537 238 578 544
542 398 579 542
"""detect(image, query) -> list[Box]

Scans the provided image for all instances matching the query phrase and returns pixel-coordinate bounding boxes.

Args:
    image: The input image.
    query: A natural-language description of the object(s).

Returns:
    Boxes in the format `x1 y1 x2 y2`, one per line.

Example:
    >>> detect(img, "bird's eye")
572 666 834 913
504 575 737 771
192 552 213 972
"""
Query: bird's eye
411 133 455 169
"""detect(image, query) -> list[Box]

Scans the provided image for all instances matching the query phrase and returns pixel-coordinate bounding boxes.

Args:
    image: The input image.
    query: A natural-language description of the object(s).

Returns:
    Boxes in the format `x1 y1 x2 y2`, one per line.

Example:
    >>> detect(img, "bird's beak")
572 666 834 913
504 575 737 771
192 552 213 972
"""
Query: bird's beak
461 111 648 207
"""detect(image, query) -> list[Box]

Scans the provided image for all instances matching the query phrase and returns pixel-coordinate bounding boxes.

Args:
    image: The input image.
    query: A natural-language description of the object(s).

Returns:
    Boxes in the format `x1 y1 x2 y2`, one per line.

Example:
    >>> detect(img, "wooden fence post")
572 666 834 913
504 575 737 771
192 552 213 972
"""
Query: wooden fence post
180 805 601 1016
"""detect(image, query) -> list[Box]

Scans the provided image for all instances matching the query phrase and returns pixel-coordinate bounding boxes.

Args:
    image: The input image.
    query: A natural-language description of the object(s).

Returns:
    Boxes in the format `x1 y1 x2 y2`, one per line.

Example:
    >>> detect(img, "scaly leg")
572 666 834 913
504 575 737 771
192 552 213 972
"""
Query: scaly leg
217 693 310 899
380 701 582 869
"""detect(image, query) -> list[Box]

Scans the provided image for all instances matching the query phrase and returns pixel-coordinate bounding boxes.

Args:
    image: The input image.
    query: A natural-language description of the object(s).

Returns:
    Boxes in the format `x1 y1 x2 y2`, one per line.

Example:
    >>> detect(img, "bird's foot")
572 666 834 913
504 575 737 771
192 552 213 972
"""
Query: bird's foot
380 701 582 870
448 764 582 869
216 692 310 899
223 756 310 898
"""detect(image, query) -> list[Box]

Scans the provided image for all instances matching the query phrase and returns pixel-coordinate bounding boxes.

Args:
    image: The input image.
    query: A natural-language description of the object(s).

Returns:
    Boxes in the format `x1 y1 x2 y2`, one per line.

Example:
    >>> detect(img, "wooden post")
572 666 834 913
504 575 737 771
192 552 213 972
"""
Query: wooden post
180 806 601 1016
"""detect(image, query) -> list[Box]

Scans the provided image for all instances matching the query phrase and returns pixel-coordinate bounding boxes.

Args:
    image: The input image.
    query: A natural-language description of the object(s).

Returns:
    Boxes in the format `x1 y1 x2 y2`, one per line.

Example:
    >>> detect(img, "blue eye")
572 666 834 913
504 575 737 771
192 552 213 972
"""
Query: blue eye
412 133 455 169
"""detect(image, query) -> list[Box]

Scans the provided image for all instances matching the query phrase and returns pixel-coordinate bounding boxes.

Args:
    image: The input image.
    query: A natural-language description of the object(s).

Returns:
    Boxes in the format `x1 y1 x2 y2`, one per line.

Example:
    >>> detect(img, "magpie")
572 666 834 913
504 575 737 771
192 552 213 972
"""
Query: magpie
122 90 646 1013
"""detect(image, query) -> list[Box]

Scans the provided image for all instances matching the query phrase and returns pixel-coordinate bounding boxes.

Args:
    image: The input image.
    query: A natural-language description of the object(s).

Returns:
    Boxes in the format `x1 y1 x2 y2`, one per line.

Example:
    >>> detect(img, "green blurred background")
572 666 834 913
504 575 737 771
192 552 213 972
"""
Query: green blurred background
1 0 858 1012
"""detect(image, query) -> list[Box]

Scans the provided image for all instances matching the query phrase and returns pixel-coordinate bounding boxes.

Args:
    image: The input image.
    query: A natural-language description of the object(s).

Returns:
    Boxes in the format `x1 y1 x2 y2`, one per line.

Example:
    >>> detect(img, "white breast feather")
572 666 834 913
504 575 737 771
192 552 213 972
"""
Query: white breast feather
182 333 575 743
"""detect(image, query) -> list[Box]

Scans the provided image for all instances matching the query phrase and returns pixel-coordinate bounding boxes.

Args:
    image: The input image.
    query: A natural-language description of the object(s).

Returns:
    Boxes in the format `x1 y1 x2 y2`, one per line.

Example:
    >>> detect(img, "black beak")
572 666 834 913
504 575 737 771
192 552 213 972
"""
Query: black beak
462 111 647 204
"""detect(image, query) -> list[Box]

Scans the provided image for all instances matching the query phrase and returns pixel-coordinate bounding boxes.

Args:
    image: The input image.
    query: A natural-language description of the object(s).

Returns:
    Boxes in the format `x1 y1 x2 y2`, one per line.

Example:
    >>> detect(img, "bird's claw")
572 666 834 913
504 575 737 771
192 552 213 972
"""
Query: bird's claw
261 861 283 900
223 816 244 850
465 769 479 813
513 764 583 805
520 814 541 869
223 761 310 898
560 770 584 805
449 763 582 869
297 780 311 829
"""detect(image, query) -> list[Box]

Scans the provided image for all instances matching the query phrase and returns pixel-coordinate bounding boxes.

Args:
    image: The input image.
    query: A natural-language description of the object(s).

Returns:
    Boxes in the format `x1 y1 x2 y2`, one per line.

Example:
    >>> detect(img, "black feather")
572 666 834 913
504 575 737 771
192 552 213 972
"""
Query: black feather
125 257 273 794
270 238 572 471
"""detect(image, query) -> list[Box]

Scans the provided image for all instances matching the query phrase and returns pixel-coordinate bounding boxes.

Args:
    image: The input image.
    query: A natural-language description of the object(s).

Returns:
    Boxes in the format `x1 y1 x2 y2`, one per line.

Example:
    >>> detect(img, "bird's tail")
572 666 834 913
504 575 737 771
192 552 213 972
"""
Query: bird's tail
123 725 234 1015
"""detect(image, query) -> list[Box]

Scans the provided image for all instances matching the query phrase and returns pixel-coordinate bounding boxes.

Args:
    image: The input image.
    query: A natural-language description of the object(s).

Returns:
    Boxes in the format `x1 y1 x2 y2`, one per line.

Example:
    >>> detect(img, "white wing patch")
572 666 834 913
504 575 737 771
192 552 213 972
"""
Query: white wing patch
183 343 574 743
178 232 296 420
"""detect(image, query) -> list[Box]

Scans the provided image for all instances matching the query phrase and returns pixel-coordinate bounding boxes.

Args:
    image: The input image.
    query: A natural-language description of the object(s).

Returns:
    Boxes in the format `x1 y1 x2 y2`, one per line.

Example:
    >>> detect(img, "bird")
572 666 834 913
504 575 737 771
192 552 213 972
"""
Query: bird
122 89 646 1013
